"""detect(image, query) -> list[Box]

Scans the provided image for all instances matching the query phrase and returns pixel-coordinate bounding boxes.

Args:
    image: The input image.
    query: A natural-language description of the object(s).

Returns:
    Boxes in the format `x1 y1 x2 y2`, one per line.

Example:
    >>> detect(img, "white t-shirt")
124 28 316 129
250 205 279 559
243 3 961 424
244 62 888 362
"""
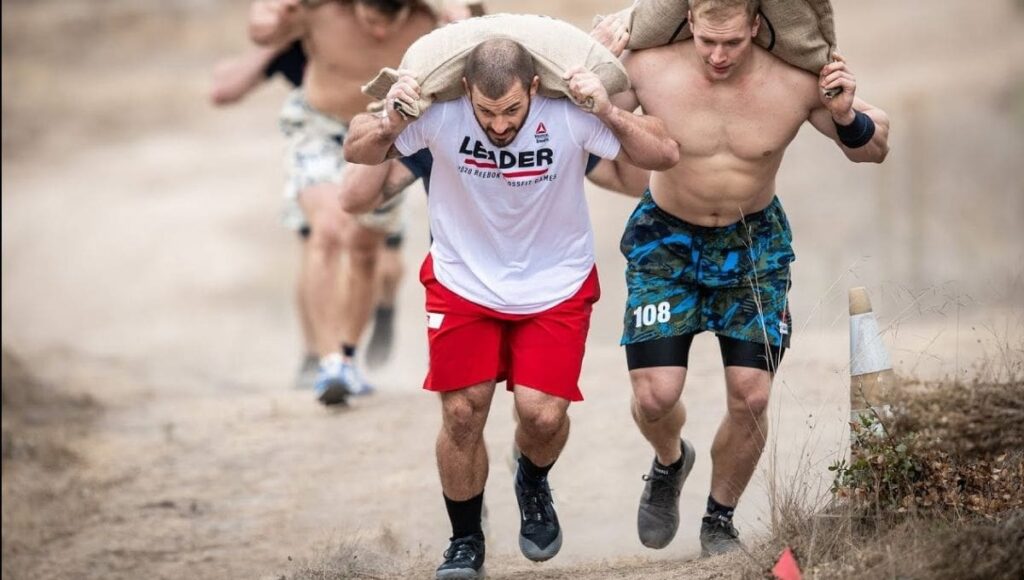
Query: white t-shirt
395 95 621 314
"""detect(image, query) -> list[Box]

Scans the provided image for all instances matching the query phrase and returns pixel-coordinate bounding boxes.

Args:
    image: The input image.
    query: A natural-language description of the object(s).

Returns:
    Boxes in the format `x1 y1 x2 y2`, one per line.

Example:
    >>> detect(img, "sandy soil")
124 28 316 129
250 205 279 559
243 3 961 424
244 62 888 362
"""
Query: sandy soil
2 1 1023 578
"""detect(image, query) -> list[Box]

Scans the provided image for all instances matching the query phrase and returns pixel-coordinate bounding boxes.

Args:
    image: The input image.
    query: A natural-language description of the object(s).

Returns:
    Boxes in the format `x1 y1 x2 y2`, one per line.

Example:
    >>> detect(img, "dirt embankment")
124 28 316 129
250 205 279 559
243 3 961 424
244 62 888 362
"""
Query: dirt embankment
2 350 104 577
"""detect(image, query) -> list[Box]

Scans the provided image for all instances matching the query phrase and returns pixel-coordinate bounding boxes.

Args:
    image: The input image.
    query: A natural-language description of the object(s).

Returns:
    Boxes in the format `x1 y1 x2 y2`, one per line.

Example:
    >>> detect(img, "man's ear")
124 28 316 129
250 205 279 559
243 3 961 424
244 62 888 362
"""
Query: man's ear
687 10 693 33
462 77 470 96
529 75 539 97
751 14 760 38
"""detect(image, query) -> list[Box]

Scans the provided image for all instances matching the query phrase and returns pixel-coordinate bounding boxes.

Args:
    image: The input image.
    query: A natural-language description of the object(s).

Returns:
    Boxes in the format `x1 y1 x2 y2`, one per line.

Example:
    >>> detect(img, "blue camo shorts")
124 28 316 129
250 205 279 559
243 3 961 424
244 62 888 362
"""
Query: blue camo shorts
620 190 795 349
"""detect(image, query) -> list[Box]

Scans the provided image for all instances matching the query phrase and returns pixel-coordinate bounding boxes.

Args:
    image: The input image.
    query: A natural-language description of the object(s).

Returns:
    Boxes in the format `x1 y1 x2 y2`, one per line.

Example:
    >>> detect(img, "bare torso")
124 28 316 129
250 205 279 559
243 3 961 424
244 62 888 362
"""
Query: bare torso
302 2 435 121
626 42 821 226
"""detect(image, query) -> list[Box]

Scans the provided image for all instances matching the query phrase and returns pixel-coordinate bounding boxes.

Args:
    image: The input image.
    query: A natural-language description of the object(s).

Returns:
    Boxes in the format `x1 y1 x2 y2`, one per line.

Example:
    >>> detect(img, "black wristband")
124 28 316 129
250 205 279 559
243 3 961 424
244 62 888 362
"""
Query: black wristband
834 110 875 148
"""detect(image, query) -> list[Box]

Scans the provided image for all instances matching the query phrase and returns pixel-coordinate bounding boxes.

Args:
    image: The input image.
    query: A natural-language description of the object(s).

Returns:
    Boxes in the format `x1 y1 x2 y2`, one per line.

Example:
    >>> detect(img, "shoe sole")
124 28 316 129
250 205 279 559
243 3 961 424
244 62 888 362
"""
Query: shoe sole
436 565 485 579
519 529 562 562
638 438 697 549
317 382 349 406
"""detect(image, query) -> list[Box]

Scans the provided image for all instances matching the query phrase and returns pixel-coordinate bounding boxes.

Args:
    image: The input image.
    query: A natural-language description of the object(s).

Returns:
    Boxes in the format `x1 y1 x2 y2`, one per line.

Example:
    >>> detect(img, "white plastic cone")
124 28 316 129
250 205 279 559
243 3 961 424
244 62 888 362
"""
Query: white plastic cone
849 287 896 423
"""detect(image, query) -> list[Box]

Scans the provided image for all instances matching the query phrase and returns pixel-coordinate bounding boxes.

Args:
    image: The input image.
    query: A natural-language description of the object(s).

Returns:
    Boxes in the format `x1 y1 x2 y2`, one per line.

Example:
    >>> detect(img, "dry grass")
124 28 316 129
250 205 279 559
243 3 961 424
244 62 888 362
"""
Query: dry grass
742 373 1024 579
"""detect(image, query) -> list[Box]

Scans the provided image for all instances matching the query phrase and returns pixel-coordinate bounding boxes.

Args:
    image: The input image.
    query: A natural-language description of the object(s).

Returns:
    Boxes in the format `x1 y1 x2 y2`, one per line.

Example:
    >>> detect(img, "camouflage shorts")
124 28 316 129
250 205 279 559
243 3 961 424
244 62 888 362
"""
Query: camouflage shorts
620 190 795 348
279 90 405 235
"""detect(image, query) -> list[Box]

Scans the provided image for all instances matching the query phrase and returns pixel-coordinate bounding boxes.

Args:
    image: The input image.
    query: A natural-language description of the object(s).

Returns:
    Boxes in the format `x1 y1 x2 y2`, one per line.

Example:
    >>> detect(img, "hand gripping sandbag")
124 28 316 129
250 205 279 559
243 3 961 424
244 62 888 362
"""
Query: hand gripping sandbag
362 13 630 118
623 0 837 76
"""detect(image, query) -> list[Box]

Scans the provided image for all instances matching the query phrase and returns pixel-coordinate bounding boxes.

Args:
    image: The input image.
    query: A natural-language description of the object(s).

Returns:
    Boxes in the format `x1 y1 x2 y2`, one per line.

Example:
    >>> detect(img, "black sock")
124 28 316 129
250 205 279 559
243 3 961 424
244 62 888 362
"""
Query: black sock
341 343 357 358
376 305 395 319
654 440 686 473
705 494 735 521
518 454 553 482
444 493 484 539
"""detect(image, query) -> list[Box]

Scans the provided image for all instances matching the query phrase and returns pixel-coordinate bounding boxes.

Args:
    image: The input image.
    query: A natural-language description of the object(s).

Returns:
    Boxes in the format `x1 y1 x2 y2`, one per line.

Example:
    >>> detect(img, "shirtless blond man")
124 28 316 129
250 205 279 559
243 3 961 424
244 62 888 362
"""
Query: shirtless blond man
611 0 889 555
249 0 436 405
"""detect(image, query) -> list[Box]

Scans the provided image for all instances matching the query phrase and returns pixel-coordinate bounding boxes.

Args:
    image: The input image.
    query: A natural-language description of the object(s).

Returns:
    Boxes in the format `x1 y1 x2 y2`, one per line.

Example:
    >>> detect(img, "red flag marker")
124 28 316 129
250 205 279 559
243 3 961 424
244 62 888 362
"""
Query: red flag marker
772 547 802 580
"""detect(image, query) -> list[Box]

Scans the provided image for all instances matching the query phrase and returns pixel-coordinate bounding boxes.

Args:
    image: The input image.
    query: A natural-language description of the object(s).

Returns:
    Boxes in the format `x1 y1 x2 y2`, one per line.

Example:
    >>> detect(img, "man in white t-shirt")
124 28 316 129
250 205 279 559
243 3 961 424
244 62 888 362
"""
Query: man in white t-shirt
344 38 678 579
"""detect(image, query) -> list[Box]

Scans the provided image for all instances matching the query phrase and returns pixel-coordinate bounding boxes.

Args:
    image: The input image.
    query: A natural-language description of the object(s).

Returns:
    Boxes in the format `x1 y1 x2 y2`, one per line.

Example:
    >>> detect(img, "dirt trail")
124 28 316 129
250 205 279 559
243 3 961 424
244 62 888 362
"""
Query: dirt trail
3 1 1023 578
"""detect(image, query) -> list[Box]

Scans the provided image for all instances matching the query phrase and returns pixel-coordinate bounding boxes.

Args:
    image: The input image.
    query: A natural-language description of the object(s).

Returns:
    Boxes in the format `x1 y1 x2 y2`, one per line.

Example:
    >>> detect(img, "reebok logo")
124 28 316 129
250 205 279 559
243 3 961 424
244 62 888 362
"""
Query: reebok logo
534 122 549 144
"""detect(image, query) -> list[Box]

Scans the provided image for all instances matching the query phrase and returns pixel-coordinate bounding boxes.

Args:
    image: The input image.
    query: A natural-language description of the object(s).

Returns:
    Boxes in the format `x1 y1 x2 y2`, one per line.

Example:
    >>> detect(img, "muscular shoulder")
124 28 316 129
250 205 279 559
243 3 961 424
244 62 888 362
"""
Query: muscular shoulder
624 42 691 84
756 47 820 110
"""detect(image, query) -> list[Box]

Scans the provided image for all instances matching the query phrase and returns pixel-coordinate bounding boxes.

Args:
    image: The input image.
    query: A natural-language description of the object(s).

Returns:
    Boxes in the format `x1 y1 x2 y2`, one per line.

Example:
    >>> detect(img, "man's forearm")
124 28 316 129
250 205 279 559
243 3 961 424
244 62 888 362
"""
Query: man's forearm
343 112 403 165
599 107 679 170
840 106 889 163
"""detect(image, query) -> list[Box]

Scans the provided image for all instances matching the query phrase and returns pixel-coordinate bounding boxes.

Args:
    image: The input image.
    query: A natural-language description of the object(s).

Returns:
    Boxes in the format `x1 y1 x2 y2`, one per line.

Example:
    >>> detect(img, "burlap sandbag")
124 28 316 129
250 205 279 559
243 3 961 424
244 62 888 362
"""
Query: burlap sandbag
622 0 837 75
362 13 630 118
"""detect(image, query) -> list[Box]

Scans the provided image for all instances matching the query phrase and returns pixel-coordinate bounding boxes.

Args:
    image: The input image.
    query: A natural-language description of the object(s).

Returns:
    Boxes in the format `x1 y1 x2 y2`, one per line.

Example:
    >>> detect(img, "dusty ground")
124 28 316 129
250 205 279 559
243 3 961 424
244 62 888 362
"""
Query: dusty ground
3 1 1023 578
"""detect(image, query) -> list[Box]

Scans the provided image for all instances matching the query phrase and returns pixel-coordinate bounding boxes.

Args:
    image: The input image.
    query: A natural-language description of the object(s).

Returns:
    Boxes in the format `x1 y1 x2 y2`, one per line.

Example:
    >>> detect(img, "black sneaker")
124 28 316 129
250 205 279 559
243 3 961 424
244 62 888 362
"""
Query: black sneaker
637 438 696 549
436 533 485 580
514 467 562 562
699 513 741 557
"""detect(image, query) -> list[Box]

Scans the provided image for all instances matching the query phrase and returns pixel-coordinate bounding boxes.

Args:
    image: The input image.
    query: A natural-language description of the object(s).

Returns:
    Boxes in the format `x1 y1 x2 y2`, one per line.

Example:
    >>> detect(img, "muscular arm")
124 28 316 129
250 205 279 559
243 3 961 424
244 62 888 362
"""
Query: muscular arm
809 54 890 163
338 160 417 213
809 98 890 163
338 162 390 214
597 105 679 170
344 73 419 164
586 158 650 197
565 63 676 170
343 112 405 164
597 51 677 170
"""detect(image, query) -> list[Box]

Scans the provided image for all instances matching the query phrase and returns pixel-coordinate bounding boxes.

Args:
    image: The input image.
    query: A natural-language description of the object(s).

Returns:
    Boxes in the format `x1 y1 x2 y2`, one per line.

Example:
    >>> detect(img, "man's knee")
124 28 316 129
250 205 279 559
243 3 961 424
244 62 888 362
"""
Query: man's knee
441 394 488 444
631 368 683 422
726 371 771 419
302 186 346 253
348 241 379 271
518 404 568 440
307 221 344 254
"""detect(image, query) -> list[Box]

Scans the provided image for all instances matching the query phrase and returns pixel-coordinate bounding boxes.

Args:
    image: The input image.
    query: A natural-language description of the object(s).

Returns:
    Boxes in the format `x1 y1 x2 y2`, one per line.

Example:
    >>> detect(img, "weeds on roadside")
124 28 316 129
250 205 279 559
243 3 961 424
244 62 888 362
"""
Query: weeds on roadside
830 378 1024 518
747 375 1023 579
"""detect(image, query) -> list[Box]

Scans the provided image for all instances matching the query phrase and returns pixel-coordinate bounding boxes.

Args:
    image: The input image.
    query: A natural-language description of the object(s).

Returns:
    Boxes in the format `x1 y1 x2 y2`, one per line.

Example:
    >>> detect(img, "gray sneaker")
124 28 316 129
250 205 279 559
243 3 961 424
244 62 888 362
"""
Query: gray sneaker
700 513 741 557
637 438 696 549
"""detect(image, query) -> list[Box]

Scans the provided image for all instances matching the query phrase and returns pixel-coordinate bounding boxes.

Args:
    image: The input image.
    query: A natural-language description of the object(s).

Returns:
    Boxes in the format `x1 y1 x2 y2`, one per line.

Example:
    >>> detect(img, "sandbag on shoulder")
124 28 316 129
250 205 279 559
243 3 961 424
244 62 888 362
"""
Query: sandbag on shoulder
362 13 629 118
622 0 837 75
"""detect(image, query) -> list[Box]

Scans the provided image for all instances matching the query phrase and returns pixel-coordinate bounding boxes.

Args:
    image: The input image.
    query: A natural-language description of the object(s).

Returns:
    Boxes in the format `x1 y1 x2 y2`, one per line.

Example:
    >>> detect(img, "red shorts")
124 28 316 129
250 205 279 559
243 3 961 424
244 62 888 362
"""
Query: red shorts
420 255 601 402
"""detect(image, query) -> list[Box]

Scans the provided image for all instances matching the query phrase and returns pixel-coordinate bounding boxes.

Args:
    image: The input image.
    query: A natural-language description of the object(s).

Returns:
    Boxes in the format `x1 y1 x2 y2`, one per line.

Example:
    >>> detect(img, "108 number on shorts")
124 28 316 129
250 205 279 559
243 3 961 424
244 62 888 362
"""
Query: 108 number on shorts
633 301 671 328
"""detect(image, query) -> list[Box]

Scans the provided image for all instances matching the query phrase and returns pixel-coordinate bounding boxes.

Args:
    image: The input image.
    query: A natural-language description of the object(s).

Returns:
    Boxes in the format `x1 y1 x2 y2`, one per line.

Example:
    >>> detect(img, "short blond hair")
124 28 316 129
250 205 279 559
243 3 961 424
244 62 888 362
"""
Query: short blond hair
690 0 760 23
